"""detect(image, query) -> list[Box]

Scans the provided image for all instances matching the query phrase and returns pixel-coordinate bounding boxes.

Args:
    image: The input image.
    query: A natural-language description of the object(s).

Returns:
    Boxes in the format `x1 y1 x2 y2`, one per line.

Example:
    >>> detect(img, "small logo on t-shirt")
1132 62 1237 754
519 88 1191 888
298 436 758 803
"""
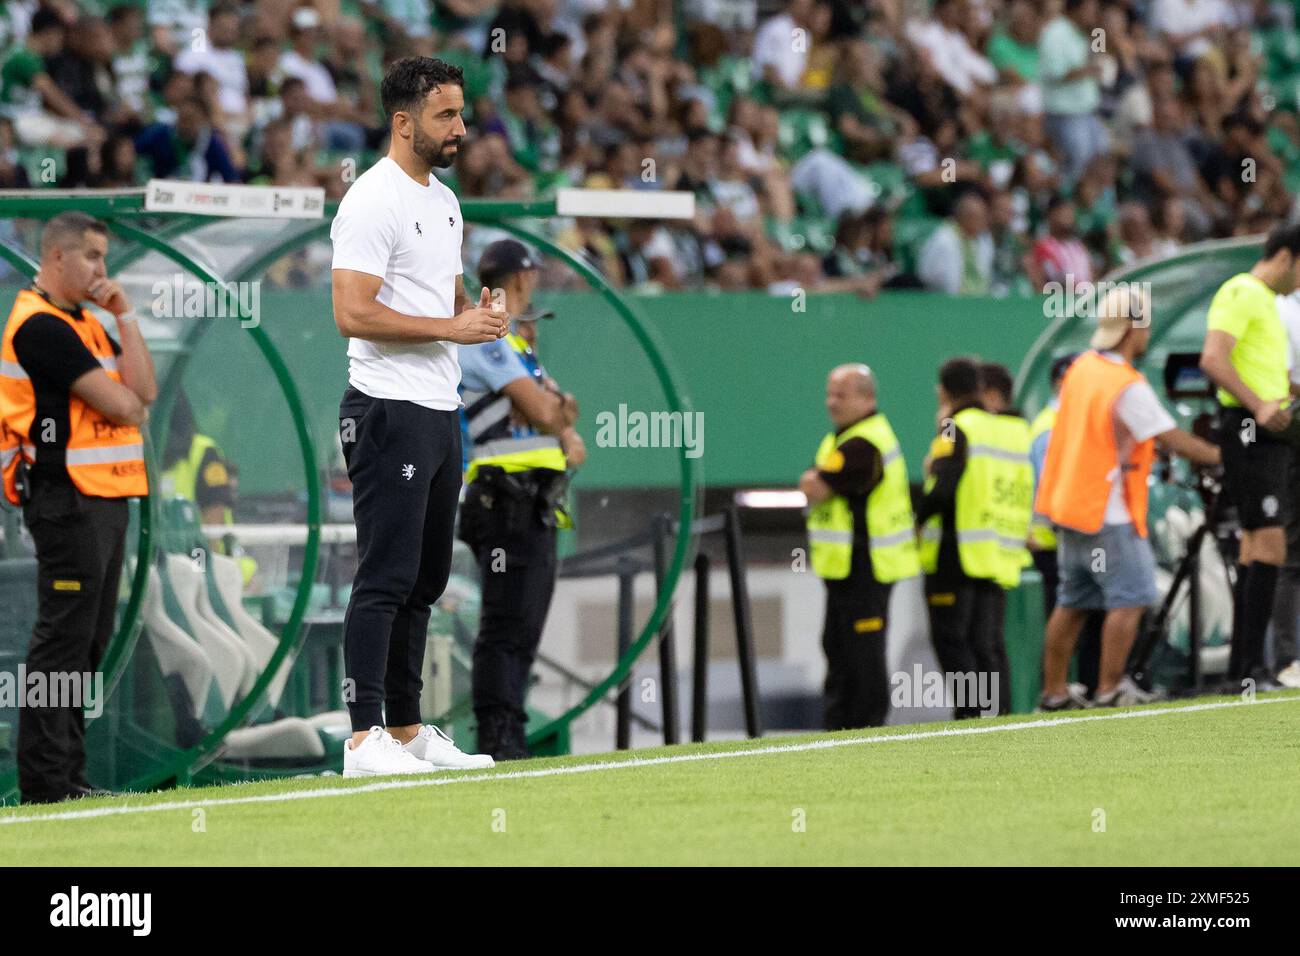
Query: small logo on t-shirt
449 216 455 227
402 464 416 480
414 222 422 236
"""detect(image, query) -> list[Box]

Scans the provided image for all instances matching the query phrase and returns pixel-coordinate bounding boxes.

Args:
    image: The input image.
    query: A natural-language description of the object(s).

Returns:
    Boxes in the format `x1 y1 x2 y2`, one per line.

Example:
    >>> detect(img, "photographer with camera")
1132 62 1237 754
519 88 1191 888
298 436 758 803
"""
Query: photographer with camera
1199 224 1300 690
1037 287 1220 709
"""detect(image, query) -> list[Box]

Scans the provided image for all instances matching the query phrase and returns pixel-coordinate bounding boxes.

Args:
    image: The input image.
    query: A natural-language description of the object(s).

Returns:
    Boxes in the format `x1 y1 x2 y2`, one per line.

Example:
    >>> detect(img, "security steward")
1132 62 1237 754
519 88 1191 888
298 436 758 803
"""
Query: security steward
458 239 584 760
1200 223 1300 690
801 363 919 729
917 357 1032 717
160 390 255 584
161 391 235 526
0 212 156 803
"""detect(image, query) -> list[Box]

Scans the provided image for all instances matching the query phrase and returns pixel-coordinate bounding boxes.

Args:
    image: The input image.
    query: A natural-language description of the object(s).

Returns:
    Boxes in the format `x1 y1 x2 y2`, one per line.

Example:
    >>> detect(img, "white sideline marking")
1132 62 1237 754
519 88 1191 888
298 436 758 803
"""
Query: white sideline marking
3 695 1296 827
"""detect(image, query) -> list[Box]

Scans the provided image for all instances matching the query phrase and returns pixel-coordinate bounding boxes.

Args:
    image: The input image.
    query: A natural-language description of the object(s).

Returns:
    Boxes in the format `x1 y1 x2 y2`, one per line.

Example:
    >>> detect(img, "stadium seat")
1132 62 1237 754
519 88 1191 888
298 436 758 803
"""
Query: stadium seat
146 557 343 761
141 564 223 734
777 109 843 163
163 552 258 709
223 718 326 760
208 553 294 711
892 215 942 277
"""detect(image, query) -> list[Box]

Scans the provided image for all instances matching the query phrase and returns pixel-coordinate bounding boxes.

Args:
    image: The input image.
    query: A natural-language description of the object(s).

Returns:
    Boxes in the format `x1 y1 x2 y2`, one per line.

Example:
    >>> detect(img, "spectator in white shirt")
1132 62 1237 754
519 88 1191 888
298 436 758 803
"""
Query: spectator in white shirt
751 0 815 90
917 192 995 295
1149 0 1232 63
905 0 998 98
279 7 337 104
279 5 365 152
173 3 249 139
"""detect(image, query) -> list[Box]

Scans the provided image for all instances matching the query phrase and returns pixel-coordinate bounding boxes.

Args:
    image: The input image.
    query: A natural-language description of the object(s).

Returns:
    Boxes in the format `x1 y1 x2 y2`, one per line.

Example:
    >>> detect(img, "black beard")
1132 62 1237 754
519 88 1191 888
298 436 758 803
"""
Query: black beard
414 125 458 169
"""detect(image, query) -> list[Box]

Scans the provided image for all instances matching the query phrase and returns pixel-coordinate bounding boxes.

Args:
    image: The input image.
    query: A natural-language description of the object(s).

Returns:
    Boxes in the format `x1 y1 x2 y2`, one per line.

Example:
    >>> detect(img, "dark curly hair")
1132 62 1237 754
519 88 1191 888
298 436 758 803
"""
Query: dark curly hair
380 57 465 124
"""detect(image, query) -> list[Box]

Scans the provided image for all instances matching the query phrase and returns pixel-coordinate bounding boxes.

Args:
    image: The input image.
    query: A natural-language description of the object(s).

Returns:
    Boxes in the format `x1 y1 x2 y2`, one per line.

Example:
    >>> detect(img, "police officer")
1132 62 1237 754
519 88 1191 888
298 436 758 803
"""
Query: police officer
917 357 1033 718
1026 355 1075 617
0 212 156 803
458 238 584 760
1200 224 1300 689
802 364 919 729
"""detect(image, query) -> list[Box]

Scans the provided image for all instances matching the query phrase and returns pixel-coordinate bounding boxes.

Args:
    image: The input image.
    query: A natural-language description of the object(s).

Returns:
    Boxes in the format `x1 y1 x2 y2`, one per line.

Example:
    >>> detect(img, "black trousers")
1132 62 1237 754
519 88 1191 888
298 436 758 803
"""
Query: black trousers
822 576 892 730
19 480 127 803
925 575 1009 718
339 387 462 732
462 478 558 734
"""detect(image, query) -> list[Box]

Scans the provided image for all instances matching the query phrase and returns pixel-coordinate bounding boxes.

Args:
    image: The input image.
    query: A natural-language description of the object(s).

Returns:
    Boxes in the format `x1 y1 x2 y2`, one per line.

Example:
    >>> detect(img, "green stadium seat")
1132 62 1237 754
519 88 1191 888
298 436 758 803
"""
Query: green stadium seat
434 48 494 103
856 160 913 211
777 108 842 162
893 214 942 277
17 147 64 188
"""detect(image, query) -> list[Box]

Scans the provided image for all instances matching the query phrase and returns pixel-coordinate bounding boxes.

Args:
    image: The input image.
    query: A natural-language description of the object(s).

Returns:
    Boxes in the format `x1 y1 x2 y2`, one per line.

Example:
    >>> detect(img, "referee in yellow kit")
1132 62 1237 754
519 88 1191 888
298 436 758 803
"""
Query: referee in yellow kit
1200 224 1300 690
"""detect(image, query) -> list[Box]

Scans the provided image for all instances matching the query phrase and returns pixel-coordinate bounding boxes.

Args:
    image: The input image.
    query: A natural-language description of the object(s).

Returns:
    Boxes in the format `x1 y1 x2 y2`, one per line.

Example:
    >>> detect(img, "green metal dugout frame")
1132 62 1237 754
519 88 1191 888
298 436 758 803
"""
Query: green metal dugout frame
1015 237 1264 414
0 193 324 798
0 188 699 799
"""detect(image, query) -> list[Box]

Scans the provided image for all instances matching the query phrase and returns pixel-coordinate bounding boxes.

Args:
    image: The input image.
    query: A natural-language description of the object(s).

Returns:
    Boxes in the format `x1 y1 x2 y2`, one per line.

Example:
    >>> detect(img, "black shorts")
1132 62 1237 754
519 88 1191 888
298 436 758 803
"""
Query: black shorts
1218 407 1294 530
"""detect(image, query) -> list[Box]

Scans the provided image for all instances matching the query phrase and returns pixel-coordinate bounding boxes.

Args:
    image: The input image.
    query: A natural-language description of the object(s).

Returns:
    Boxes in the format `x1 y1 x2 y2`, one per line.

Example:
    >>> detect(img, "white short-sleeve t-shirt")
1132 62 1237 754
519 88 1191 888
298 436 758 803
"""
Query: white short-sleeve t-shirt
1276 292 1300 385
1097 351 1176 524
331 156 464 410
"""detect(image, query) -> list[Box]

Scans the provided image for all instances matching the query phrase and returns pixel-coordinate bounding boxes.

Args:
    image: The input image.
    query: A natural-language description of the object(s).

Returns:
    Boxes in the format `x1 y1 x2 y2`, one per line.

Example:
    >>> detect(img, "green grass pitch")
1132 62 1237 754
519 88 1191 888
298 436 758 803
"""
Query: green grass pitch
3 693 1299 866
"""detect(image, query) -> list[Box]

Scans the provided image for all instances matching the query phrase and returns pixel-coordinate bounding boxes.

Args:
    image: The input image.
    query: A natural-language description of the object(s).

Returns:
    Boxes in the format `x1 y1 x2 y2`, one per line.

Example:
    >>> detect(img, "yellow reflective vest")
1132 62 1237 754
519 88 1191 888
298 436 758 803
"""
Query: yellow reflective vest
465 333 566 482
806 412 920 583
920 407 1032 589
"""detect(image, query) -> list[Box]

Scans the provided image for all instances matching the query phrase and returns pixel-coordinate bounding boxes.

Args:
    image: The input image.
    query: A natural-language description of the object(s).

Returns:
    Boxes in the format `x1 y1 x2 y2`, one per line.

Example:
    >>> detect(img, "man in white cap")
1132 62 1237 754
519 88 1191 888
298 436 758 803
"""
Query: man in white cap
1036 286 1219 709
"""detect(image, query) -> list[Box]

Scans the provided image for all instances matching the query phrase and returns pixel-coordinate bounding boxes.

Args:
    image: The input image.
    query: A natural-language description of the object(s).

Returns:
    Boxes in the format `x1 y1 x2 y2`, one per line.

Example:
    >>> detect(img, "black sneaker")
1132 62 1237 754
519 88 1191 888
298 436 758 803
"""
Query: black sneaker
70 785 118 799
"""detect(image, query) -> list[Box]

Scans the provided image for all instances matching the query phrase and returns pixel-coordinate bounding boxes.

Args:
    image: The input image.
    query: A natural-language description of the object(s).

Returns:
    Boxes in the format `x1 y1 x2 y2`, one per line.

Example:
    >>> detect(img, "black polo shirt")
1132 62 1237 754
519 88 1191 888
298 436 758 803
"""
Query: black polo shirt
817 415 884 586
10 291 121 487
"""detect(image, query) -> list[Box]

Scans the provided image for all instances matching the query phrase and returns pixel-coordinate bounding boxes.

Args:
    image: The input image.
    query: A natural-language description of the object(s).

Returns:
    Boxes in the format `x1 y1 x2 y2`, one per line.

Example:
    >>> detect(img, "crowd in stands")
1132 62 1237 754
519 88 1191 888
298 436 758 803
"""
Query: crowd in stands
3 0 1300 294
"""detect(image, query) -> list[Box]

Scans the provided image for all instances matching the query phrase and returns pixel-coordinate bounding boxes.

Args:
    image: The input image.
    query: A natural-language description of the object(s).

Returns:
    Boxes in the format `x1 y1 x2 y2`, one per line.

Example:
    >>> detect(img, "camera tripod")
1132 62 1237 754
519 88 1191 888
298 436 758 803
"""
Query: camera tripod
1127 470 1237 695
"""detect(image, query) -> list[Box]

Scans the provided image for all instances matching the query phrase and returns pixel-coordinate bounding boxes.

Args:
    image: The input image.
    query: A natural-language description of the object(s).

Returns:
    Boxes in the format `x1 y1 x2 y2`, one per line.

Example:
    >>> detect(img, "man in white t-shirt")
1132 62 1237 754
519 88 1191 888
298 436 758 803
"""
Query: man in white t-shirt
1269 292 1300 686
173 4 248 135
1036 287 1219 709
331 56 507 776
751 0 813 90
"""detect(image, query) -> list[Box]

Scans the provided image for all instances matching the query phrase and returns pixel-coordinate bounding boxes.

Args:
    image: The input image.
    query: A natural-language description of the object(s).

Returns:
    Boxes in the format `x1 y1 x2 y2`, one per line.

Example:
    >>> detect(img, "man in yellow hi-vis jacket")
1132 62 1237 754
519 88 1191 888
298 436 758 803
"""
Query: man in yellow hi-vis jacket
802 364 920 729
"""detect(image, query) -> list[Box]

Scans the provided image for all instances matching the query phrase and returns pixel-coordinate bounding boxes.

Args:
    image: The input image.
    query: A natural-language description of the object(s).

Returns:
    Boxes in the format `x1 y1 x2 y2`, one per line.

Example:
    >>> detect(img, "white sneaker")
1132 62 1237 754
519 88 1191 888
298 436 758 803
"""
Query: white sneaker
1094 676 1161 707
1277 661 1300 689
1037 681 1091 712
403 724 495 771
344 727 436 778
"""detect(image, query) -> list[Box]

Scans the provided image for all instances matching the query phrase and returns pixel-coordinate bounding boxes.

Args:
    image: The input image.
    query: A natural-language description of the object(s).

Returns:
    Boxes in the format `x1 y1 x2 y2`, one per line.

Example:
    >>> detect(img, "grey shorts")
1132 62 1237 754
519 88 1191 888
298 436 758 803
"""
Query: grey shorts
1056 523 1158 610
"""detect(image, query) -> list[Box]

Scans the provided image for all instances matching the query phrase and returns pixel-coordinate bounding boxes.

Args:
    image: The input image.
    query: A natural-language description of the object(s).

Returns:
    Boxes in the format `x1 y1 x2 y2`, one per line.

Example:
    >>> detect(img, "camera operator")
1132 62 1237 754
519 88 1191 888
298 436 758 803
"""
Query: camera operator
1037 287 1220 709
1199 224 1300 690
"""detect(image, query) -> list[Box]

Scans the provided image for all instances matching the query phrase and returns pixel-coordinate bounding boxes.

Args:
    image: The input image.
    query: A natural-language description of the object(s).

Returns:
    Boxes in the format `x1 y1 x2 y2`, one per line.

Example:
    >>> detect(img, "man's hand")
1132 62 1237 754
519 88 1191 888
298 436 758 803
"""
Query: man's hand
87 278 130 318
559 391 578 426
1253 398 1291 433
799 468 831 505
560 428 586 468
448 288 508 344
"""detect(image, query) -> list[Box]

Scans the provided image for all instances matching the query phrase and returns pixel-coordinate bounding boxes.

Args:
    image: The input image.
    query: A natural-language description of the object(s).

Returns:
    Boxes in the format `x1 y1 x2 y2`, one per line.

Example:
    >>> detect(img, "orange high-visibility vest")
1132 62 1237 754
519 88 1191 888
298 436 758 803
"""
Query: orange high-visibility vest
0 288 147 505
1035 350 1156 537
